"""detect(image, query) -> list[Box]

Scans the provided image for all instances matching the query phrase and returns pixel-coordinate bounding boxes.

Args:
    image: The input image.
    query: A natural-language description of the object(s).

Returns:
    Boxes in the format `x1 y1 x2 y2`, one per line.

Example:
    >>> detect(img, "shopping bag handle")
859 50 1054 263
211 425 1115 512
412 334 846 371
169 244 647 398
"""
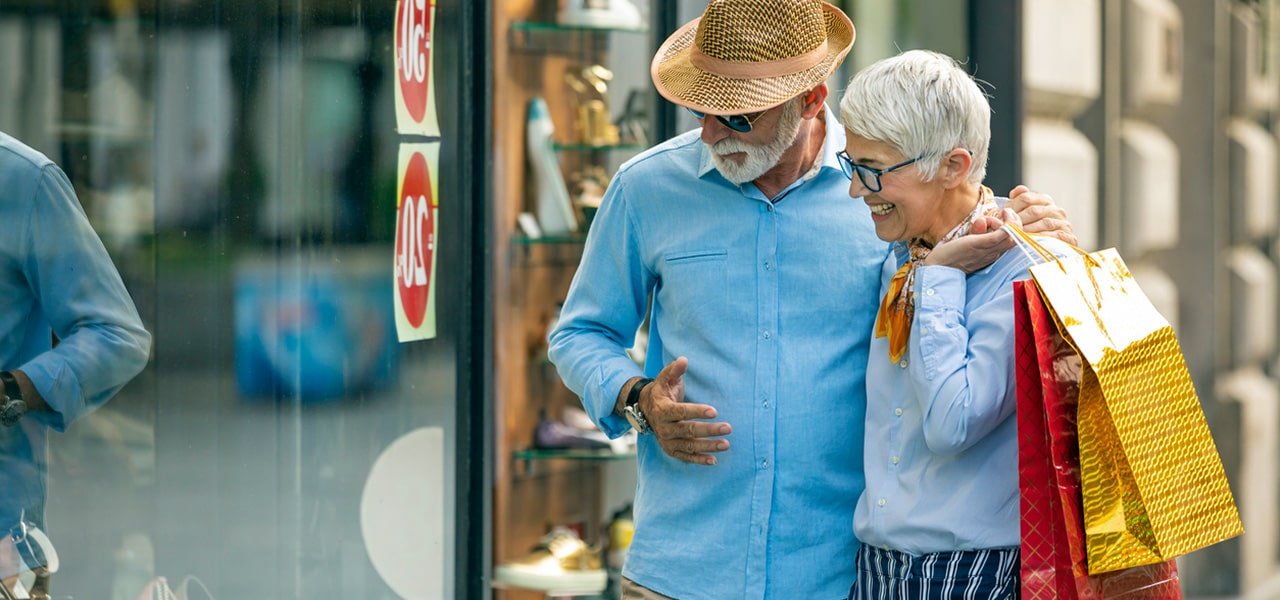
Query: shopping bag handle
1003 223 1107 309
1002 222 1099 271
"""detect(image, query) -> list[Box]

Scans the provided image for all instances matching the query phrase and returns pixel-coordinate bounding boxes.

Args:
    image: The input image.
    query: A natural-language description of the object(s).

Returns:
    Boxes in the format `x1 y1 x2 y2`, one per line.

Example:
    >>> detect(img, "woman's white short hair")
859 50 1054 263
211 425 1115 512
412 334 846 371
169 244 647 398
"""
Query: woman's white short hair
838 49 991 185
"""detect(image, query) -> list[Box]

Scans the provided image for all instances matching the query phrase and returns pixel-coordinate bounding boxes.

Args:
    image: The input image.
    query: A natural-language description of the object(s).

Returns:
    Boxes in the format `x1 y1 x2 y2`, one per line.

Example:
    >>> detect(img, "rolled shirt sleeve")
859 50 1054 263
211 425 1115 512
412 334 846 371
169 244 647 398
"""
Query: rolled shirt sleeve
548 176 652 437
17 164 151 430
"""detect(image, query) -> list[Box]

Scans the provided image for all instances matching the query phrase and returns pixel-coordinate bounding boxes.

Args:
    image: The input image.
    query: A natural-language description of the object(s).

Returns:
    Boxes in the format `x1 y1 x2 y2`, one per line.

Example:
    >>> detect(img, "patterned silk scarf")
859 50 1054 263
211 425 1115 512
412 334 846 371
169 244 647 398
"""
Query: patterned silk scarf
874 186 1000 363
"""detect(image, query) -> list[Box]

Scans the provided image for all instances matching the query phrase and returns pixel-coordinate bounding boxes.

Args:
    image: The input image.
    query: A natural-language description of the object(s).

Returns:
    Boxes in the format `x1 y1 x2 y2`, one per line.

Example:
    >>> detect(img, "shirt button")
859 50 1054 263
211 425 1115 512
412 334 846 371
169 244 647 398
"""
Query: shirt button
877 498 886 507
763 330 771 340
891 456 900 465
764 261 774 271
762 396 770 408
894 408 903 416
920 326 929 335
926 288 936 296
762 459 769 468
899 360 908 369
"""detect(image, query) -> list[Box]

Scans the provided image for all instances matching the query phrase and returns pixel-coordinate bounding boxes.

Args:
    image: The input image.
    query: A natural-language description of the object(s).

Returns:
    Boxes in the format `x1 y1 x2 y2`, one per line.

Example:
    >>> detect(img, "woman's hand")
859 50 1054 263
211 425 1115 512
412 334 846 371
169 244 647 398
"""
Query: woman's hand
922 209 1021 272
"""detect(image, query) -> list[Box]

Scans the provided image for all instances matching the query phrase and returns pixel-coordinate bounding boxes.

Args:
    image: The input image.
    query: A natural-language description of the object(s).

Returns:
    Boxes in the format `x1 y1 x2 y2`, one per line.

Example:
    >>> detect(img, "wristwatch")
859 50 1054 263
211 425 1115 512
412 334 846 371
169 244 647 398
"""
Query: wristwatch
622 378 654 435
0 371 25 428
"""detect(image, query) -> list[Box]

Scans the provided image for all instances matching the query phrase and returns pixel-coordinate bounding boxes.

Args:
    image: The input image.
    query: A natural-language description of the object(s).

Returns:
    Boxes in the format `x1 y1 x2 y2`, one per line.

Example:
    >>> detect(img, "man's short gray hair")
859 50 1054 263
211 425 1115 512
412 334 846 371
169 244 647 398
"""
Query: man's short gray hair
838 50 991 185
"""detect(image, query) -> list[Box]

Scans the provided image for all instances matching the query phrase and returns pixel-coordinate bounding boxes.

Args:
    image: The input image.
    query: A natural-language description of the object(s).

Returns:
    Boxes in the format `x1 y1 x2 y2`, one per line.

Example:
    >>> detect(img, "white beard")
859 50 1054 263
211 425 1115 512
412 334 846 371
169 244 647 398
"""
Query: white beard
708 100 805 185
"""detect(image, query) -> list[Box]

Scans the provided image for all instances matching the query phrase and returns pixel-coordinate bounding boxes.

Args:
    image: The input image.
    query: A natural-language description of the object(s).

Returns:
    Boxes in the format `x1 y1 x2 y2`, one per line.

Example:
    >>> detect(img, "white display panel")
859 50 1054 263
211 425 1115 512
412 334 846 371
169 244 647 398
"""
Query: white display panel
1215 369 1279 591
1124 0 1184 109
1227 118 1279 241
1023 0 1101 118
1119 120 1179 255
1226 246 1277 365
1231 4 1279 117
1023 118 1099 249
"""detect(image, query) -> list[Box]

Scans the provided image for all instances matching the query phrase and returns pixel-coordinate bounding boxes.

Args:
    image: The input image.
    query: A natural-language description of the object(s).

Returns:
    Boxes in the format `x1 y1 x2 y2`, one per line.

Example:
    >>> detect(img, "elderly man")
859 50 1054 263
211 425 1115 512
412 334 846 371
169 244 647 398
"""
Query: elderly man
549 1 1074 598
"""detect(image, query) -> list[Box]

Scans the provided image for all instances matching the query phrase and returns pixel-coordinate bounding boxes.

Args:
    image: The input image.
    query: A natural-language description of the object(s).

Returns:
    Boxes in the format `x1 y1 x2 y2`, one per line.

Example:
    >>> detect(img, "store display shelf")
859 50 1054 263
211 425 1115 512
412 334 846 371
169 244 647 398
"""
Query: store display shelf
513 448 636 462
511 21 648 35
552 142 645 152
512 233 587 245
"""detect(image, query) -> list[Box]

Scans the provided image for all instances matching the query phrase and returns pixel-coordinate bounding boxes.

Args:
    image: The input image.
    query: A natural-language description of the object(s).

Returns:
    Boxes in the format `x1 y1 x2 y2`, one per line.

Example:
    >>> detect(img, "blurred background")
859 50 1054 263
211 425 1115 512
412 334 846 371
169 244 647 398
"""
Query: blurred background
0 0 1274 598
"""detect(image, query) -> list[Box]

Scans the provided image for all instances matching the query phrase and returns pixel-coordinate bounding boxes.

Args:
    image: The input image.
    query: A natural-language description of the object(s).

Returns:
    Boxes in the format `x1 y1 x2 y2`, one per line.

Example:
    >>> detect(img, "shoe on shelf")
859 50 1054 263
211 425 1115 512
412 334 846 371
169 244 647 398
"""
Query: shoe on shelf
534 416 611 450
493 527 607 594
558 0 642 29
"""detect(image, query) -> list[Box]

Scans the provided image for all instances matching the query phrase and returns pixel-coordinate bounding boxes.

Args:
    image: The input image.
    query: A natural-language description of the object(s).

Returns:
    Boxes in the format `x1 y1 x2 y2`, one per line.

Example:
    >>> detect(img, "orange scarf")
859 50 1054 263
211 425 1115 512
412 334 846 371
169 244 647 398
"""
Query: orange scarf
874 187 1000 363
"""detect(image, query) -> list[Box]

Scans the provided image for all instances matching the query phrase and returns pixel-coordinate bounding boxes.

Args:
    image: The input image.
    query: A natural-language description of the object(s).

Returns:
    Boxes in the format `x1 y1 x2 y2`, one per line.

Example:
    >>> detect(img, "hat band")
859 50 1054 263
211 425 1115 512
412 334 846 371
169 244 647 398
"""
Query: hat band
688 42 827 79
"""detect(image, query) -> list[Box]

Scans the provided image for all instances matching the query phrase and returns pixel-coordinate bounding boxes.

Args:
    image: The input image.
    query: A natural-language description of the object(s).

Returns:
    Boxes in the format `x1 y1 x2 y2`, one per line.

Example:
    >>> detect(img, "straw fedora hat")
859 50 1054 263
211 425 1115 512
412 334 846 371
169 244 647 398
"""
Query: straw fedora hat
651 0 855 116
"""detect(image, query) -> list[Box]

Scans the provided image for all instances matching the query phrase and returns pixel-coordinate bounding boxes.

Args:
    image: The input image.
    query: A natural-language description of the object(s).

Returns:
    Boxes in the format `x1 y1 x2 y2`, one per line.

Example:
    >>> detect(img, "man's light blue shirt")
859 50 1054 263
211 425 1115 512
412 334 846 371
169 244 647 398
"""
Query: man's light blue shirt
549 108 887 600
0 132 152 528
855 228 1070 555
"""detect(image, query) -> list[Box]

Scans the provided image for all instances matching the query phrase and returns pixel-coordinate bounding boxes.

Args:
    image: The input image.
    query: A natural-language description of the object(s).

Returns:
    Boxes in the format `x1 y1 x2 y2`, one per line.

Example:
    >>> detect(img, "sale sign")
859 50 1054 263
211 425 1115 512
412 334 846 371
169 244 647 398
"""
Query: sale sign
394 0 440 137
394 143 440 342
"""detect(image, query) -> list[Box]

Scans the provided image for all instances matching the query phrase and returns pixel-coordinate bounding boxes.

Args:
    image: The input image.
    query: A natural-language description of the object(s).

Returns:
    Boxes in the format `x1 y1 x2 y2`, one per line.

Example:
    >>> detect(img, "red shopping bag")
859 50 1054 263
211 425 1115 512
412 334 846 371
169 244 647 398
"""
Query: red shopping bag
1015 281 1182 599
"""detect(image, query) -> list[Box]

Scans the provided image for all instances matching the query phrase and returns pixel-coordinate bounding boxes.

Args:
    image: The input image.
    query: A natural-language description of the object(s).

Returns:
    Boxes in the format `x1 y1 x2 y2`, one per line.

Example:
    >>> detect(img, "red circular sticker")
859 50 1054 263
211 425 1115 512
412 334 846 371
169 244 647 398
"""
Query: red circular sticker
396 152 435 328
395 0 432 123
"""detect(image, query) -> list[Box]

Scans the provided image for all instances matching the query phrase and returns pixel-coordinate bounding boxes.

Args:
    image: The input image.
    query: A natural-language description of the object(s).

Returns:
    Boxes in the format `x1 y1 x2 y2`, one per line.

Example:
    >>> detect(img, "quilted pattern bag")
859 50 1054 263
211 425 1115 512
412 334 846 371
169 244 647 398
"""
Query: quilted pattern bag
1016 281 1180 599
1009 227 1242 576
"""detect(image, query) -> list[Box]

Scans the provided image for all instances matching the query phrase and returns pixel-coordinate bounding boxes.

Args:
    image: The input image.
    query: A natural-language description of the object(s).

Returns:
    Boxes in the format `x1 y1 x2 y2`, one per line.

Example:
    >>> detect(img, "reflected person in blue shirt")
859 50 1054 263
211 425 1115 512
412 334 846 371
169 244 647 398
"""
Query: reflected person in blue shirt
0 132 151 591
549 2 1075 599
838 51 1073 599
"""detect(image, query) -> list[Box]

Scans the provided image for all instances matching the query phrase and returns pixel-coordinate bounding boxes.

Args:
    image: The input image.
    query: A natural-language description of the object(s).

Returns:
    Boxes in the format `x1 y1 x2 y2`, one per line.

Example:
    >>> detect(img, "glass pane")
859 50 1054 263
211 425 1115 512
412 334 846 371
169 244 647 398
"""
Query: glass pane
0 2 462 598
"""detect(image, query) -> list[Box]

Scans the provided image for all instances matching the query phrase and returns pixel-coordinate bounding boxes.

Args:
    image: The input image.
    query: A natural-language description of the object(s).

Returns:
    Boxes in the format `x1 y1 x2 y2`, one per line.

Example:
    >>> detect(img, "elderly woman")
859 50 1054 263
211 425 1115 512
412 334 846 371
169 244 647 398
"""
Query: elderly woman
836 50 1069 599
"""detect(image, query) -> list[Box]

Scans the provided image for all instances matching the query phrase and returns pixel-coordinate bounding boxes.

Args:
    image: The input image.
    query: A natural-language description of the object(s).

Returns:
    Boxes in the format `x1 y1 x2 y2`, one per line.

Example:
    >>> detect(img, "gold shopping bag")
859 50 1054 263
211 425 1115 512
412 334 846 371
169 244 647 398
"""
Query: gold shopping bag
1021 243 1243 574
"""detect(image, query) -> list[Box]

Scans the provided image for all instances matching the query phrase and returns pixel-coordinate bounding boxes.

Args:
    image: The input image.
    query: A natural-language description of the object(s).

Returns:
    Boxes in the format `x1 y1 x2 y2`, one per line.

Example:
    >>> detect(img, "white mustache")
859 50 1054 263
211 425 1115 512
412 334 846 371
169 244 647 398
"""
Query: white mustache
712 139 757 155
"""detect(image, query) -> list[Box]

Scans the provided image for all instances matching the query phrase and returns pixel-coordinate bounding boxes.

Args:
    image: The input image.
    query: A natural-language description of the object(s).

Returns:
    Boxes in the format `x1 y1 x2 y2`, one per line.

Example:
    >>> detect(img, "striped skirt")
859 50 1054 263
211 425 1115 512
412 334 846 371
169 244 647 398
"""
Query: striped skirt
849 544 1020 600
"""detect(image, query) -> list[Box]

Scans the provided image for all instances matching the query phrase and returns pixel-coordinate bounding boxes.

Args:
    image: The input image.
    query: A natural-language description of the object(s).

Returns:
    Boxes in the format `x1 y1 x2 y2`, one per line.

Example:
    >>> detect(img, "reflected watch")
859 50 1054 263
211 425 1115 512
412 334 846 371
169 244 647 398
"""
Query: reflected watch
0 371 26 427
622 377 654 435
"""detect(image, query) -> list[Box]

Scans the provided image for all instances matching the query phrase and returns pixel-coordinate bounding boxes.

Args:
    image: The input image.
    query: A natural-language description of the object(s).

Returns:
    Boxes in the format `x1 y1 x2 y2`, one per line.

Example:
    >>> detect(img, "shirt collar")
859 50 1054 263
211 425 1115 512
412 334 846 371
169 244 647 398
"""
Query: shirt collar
696 104 846 181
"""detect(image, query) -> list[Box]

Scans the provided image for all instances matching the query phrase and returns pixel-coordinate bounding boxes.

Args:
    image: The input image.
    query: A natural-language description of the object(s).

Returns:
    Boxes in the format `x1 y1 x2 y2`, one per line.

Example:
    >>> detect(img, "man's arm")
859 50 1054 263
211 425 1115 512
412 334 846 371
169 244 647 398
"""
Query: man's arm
1007 185 1077 246
14 164 150 429
925 186 1077 271
547 176 653 437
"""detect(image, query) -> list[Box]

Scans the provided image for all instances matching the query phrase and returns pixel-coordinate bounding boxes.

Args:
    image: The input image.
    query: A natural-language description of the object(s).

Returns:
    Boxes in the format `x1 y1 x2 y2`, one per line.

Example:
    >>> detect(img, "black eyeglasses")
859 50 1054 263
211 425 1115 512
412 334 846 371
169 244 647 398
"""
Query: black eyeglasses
836 150 922 193
687 107 769 134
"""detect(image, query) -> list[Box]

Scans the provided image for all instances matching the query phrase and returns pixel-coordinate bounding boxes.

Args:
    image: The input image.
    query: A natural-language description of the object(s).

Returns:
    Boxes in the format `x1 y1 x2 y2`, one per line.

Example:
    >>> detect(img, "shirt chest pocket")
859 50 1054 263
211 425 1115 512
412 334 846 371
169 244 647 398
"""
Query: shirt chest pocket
658 249 729 325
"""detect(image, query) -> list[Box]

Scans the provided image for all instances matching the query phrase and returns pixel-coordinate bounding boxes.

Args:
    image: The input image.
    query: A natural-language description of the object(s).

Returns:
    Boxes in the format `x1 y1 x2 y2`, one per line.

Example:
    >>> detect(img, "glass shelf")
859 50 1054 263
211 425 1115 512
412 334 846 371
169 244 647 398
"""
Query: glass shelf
511 21 648 35
513 448 636 461
512 233 587 245
552 142 645 152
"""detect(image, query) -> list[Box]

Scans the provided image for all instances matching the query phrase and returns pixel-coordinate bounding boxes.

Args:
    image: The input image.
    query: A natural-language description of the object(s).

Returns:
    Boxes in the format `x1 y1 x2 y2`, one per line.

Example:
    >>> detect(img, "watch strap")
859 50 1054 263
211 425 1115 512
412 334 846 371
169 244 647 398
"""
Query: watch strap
625 377 654 410
623 377 655 434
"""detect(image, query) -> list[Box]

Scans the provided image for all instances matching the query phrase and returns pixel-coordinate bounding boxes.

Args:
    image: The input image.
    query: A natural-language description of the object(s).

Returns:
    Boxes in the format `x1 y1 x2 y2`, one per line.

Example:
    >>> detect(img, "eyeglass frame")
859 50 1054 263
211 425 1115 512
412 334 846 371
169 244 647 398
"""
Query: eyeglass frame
686 107 770 134
835 150 922 193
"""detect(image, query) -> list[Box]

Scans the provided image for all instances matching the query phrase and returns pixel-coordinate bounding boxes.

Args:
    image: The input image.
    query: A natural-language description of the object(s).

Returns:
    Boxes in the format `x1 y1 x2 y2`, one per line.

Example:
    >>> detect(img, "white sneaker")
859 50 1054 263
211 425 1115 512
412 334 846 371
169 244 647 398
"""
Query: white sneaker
493 527 606 594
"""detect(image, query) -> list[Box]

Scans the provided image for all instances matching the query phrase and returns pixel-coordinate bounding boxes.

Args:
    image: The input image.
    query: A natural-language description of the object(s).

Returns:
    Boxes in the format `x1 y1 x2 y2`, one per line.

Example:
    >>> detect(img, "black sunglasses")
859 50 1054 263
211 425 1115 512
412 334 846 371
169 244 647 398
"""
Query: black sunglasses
687 107 769 134
836 151 922 193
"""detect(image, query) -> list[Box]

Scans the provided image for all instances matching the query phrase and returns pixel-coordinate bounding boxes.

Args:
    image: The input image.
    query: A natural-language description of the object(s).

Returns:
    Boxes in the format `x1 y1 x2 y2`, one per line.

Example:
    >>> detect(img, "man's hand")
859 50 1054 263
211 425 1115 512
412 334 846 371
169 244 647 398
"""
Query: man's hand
923 209 1020 272
1007 185 1078 246
643 357 732 466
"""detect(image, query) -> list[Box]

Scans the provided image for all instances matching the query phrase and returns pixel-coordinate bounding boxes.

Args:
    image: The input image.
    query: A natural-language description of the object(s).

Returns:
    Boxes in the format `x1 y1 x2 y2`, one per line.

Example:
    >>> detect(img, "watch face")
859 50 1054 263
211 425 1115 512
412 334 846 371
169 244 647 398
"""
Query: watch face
0 399 25 427
624 405 648 434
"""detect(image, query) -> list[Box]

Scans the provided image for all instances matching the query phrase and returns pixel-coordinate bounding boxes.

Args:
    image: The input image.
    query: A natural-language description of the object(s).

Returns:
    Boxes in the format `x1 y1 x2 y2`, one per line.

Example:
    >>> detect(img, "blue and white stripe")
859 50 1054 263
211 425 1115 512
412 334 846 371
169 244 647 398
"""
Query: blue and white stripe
849 545 1020 600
